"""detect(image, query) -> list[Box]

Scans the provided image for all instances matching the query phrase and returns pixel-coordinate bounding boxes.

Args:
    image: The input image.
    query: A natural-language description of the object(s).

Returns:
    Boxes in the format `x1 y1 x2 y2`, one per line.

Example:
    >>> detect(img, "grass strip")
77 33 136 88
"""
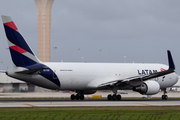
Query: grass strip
0 106 180 120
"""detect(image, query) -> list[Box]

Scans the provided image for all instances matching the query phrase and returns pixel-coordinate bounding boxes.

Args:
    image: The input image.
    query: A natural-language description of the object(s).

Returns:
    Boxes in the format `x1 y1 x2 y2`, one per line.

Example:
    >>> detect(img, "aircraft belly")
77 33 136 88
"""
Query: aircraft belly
28 75 60 90
59 77 92 90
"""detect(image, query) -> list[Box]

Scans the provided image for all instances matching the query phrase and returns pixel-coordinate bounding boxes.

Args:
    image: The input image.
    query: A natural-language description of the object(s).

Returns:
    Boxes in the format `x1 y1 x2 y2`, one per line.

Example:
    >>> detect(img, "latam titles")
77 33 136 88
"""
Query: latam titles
138 70 157 75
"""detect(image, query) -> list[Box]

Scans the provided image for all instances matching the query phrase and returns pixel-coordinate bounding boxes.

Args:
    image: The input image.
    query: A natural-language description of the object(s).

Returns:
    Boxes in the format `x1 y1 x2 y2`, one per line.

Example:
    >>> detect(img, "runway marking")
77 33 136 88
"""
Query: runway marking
23 103 37 107
134 102 155 106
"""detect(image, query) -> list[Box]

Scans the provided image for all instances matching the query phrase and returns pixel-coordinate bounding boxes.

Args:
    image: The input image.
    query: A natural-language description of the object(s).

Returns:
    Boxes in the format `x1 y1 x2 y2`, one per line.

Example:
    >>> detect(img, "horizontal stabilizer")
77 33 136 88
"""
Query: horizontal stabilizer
0 70 6 73
16 66 47 74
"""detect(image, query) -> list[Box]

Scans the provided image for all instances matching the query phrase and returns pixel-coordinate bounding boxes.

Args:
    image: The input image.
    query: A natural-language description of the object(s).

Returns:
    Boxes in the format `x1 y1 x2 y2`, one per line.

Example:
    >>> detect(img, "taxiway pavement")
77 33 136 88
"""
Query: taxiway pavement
0 91 179 107
0 91 179 99
0 100 180 107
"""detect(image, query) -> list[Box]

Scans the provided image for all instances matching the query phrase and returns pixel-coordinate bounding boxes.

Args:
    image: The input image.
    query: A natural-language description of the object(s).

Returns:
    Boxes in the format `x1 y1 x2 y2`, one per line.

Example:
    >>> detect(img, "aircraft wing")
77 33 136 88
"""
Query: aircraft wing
98 50 175 88
0 70 6 73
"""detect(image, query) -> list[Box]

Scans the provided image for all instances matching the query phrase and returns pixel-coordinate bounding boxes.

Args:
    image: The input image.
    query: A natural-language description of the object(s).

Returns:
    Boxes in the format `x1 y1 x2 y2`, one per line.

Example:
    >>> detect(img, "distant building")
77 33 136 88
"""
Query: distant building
34 0 54 62
0 73 49 92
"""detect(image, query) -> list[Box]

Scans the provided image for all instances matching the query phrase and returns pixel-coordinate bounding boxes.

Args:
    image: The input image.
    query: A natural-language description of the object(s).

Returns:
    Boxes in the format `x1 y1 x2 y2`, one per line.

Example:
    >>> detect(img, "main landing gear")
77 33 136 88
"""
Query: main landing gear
71 94 84 100
107 94 121 101
162 89 168 100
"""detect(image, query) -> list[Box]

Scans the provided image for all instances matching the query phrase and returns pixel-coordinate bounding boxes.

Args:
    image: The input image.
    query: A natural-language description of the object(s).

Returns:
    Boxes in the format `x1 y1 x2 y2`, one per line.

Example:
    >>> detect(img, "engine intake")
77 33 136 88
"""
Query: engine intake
133 80 160 95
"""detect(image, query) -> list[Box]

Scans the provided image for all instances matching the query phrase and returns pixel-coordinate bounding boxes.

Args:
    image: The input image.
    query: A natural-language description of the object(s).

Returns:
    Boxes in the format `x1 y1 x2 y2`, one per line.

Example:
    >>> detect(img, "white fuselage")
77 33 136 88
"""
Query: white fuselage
7 62 179 91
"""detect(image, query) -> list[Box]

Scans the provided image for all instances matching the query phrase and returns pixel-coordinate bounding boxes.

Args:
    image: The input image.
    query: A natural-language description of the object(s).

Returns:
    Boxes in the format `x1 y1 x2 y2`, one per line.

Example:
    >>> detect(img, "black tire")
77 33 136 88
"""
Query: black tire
162 95 168 100
76 94 80 100
80 94 84 100
162 95 165 100
116 94 121 101
113 94 116 100
107 94 112 100
71 94 75 100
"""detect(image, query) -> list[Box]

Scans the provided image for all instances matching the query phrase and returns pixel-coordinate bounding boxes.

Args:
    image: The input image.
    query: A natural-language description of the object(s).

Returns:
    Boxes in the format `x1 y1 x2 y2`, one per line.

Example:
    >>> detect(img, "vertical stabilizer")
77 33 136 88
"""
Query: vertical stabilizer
1 15 40 67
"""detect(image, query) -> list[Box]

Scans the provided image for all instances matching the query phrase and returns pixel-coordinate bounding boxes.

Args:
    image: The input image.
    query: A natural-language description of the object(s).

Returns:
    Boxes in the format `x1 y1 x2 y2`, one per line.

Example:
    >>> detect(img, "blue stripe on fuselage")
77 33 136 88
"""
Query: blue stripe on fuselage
39 68 60 87
25 63 60 87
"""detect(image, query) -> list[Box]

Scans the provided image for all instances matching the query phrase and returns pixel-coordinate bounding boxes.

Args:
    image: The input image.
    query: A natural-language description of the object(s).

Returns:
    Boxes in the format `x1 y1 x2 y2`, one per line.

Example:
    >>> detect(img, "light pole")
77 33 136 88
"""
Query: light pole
61 51 64 62
109 51 111 62
77 48 80 62
98 49 102 62
53 47 57 62
124 56 127 63
81 57 84 62
1 62 3 70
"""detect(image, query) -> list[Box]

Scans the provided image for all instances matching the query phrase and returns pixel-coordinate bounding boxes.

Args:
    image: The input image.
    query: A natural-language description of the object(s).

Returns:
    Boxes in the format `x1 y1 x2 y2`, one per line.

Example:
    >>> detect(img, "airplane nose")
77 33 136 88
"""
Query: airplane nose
176 74 179 81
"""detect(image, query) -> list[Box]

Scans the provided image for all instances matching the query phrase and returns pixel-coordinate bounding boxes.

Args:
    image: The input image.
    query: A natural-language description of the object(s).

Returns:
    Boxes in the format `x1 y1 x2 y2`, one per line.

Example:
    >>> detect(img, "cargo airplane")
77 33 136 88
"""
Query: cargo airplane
1 15 179 100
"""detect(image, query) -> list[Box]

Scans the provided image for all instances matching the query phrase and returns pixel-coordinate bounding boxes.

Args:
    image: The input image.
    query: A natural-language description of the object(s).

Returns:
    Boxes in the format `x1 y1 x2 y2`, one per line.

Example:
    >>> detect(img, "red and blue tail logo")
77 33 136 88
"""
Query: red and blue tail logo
2 15 40 67
2 16 60 87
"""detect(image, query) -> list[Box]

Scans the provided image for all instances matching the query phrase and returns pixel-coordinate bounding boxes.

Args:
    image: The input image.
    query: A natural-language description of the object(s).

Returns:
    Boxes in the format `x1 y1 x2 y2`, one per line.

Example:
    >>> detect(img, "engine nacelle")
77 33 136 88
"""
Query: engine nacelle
133 80 160 95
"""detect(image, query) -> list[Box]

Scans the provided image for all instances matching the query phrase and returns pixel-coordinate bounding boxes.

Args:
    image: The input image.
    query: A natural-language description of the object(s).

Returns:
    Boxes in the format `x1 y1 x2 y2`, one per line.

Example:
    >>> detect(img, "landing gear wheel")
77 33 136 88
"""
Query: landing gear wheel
107 94 122 101
165 95 168 100
76 94 80 100
107 94 112 100
112 94 116 100
71 94 75 100
80 94 84 100
162 95 168 100
162 89 168 100
116 94 121 101
162 95 164 100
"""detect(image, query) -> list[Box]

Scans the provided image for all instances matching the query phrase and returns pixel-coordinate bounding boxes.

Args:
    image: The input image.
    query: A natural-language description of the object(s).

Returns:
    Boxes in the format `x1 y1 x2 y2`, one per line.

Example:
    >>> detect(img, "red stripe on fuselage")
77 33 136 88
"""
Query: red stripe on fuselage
4 21 18 31
160 68 166 71
10 45 27 54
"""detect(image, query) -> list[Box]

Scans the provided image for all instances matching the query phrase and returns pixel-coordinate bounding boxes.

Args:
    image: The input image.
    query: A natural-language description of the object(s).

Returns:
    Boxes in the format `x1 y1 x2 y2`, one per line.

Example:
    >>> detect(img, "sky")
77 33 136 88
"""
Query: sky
0 0 180 74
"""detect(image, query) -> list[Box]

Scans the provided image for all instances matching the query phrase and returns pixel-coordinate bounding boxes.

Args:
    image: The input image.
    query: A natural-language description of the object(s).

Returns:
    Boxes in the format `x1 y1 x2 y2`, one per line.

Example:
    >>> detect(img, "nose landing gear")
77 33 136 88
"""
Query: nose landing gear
162 89 168 100
162 95 168 100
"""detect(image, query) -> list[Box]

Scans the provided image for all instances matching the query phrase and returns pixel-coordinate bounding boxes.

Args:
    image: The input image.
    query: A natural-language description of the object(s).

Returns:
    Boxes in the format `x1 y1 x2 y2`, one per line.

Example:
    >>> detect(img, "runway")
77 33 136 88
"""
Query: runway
1 99 180 107
0 92 179 107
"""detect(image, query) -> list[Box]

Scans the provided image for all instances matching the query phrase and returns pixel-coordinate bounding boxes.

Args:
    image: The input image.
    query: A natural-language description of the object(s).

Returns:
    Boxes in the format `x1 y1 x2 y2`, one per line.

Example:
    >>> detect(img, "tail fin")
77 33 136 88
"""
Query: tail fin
1 15 40 67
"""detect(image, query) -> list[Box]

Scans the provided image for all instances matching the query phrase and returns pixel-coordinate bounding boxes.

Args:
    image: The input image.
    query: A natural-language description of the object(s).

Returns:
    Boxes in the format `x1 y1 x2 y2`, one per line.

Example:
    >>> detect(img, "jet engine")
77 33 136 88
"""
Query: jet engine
133 80 160 95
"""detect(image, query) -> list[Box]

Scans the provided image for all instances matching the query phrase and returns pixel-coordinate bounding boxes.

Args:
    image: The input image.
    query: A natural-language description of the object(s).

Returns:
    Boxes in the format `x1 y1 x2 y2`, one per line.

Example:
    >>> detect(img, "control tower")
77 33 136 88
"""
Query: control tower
34 0 54 62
